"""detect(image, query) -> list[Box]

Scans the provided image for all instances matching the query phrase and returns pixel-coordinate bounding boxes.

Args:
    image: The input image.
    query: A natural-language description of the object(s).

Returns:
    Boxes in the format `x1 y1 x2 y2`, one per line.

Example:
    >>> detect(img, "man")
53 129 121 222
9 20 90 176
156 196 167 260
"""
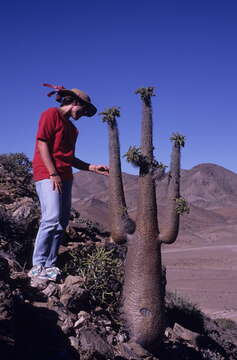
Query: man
29 84 109 282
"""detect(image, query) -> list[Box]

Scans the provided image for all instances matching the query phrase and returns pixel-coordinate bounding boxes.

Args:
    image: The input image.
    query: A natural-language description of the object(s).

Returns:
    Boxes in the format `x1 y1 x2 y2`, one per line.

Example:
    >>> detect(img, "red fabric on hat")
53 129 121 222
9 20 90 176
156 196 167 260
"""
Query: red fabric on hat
43 83 65 90
43 83 66 97
32 108 78 181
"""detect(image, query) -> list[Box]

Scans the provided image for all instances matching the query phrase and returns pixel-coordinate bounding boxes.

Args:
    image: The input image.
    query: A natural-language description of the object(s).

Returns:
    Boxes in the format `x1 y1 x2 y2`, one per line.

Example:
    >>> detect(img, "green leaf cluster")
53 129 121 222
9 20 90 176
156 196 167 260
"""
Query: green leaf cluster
63 244 125 311
170 133 186 147
99 107 120 127
123 146 142 167
135 87 155 101
175 197 190 215
124 146 163 174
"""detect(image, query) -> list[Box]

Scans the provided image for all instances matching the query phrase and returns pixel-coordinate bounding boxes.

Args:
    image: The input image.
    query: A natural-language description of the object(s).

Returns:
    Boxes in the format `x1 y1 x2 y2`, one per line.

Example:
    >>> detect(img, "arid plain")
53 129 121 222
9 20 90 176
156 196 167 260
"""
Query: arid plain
72 163 237 322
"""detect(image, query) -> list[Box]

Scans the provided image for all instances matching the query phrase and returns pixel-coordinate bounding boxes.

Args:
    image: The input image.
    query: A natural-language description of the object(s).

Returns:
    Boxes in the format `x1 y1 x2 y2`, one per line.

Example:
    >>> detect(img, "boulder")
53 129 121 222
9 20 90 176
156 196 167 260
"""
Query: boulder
47 296 73 322
7 197 39 233
172 322 202 347
62 275 84 287
60 275 89 313
42 282 60 298
78 327 114 359
30 277 49 290
9 197 36 221
115 341 157 359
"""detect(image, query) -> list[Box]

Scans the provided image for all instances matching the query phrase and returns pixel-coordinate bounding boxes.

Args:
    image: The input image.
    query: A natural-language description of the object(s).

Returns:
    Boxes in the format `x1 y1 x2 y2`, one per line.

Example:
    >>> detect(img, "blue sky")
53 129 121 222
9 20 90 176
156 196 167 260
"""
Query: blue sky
1 0 237 175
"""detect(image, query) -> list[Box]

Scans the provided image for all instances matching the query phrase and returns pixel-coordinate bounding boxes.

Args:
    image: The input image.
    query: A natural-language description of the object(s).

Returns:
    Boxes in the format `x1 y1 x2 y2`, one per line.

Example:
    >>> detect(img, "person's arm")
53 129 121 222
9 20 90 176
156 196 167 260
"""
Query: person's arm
37 140 63 192
71 156 109 175
71 157 90 171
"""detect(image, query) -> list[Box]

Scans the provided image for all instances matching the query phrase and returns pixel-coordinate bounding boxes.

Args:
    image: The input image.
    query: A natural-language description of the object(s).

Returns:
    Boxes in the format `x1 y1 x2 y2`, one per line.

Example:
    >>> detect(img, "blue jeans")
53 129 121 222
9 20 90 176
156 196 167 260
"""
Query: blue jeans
33 179 72 268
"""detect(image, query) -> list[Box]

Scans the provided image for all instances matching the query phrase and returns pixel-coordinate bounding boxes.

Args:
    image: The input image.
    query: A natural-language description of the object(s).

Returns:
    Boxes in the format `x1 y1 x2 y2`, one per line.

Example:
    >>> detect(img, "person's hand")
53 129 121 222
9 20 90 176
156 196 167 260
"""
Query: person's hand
50 174 62 192
89 164 109 176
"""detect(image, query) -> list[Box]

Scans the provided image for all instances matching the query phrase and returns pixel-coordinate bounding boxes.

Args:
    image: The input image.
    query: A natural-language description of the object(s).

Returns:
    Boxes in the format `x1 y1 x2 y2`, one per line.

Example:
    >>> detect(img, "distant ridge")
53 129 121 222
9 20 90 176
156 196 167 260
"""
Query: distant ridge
72 163 237 247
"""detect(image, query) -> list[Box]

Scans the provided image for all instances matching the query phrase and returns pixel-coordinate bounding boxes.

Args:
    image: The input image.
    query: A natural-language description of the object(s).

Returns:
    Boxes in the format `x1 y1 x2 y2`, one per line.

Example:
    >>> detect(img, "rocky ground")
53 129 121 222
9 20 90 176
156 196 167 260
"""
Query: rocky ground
1 243 237 360
1 154 237 359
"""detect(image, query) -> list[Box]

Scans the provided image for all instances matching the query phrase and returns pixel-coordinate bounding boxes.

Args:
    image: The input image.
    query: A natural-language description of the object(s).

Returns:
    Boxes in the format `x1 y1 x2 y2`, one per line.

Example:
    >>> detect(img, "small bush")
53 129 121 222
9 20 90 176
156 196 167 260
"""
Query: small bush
62 244 125 312
0 153 32 178
0 153 37 200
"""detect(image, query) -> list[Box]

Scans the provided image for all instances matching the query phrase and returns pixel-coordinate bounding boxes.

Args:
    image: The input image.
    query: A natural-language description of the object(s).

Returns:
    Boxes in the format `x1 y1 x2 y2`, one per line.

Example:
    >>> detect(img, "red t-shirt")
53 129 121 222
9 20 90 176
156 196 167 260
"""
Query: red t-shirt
32 107 78 181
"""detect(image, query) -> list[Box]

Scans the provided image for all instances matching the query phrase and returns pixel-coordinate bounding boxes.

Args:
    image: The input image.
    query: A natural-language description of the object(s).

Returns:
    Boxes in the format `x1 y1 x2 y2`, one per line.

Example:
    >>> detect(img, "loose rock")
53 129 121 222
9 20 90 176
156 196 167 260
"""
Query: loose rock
78 327 114 358
69 336 80 351
115 341 155 359
60 275 89 313
42 282 60 298
172 322 202 347
74 310 91 328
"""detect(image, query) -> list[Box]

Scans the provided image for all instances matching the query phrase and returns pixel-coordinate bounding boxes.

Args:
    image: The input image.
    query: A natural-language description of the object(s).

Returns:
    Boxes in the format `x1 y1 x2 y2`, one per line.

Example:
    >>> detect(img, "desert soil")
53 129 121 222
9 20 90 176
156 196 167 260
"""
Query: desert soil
162 244 237 322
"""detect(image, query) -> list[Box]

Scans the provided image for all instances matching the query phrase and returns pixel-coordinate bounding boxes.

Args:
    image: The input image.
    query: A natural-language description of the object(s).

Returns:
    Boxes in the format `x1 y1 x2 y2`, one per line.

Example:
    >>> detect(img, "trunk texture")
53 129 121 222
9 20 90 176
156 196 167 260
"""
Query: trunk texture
159 142 180 244
108 120 135 243
123 98 165 349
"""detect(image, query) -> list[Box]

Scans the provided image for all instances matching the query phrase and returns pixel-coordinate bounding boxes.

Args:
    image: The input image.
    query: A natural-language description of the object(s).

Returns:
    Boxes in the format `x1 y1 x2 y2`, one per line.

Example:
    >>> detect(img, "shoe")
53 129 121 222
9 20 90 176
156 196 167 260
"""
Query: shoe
45 267 61 282
28 265 45 278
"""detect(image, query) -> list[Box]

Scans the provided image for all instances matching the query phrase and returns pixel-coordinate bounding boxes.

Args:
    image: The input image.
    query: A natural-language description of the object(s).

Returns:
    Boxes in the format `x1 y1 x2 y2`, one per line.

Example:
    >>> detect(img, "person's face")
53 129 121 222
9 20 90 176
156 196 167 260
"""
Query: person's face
70 101 88 120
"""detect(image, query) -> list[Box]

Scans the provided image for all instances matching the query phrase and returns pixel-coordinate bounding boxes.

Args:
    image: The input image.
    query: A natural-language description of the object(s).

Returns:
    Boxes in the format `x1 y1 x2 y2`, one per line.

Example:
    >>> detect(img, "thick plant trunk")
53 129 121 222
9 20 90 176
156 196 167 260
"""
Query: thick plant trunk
123 177 164 348
108 120 135 243
123 97 165 349
122 90 185 352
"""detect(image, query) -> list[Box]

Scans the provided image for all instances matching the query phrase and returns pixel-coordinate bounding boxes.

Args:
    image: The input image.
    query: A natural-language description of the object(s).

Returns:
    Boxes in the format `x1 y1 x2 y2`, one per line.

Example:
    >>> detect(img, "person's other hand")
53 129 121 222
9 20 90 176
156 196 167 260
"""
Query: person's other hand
89 164 109 176
50 175 63 192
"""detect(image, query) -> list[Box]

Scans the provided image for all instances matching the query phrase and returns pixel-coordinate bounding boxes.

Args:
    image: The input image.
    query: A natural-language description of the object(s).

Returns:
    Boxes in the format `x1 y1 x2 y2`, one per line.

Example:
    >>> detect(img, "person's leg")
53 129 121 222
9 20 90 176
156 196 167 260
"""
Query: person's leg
45 180 73 268
32 179 62 267
61 180 73 229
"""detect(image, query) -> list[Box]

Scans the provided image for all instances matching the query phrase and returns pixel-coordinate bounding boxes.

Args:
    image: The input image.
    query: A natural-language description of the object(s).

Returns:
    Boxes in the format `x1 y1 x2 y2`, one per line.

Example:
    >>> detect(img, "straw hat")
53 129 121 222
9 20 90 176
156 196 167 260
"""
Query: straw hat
57 88 97 117
43 84 97 117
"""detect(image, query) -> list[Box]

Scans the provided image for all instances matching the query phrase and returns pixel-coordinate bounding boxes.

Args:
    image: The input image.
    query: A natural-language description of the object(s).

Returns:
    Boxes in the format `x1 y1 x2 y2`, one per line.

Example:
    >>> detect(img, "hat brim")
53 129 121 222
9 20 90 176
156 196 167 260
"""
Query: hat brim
57 89 97 117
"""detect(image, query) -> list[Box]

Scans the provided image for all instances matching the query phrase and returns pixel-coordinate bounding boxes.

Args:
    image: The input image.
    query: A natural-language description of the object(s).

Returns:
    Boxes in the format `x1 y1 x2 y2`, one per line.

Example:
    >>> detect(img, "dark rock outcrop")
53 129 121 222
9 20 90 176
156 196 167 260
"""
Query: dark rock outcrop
60 275 89 313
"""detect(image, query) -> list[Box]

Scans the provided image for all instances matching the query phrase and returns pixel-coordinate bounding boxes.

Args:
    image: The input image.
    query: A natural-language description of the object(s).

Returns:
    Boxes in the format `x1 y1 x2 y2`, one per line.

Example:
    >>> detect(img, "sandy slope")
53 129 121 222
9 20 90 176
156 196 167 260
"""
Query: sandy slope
162 244 237 322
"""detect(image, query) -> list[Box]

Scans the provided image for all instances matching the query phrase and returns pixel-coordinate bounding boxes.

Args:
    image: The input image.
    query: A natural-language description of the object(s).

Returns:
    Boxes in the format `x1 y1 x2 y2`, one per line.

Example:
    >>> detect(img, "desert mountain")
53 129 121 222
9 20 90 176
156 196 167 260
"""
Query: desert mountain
180 163 237 209
72 163 237 247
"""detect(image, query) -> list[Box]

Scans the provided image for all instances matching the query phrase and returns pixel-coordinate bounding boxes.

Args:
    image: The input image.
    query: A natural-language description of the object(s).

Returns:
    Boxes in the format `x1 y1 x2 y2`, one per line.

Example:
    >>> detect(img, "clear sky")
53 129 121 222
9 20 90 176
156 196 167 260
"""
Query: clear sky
1 0 237 175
